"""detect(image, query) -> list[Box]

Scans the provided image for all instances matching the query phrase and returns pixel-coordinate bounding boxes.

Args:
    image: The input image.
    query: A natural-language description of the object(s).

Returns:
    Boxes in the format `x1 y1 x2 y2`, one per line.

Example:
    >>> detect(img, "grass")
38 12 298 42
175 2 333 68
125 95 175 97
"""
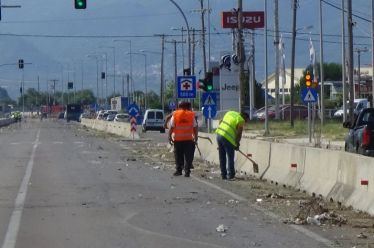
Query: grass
245 119 347 141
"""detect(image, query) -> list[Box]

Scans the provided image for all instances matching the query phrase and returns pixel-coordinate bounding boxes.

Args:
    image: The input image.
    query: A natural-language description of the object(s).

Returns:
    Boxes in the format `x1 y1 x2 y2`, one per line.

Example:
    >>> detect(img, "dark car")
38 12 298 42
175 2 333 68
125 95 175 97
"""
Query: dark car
57 112 65 119
344 108 374 157
65 104 82 122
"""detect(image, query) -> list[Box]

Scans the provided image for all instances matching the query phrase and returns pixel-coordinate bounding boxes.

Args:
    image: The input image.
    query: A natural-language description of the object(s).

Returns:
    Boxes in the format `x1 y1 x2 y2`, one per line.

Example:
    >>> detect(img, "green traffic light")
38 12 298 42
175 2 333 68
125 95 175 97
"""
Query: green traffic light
75 0 86 9
207 85 213 91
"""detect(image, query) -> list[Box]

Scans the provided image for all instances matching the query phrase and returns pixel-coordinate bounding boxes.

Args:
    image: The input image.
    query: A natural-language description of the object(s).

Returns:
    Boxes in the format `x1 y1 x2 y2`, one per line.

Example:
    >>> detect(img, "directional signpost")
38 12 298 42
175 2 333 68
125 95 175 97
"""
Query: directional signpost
177 76 196 99
301 88 318 143
202 92 217 132
127 103 139 117
130 116 137 140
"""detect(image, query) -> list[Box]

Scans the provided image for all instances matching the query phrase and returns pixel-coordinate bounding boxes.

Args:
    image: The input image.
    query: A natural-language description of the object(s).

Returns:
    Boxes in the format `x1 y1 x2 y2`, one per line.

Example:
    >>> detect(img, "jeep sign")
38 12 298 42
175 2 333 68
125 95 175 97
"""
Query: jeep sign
221 11 265 29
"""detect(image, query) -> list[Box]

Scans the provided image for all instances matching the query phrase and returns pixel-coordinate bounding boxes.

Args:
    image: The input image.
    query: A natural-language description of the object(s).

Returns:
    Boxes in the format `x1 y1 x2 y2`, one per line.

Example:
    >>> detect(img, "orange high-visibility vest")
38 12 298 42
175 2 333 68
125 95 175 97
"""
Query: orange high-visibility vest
173 109 195 141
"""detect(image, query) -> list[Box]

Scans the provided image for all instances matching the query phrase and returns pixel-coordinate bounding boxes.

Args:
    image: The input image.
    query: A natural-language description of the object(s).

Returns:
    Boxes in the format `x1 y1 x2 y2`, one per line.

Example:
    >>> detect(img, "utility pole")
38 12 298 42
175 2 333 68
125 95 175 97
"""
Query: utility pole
200 0 207 74
274 0 280 120
342 0 347 122
49 79 58 105
290 0 298 127
354 47 369 98
372 0 374 107
264 0 269 135
348 0 354 123
372 0 374 108
166 39 185 103
319 0 325 125
238 0 246 112
161 34 165 110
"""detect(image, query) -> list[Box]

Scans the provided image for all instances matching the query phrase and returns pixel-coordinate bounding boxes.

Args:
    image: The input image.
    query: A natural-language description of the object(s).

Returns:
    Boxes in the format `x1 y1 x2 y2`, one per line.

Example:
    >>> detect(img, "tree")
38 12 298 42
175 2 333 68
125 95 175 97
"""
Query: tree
147 90 161 109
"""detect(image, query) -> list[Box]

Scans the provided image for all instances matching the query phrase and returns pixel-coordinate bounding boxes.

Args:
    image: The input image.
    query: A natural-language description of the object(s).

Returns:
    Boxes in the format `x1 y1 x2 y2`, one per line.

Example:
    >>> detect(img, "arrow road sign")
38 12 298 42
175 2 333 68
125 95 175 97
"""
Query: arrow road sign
203 105 217 119
301 88 317 103
127 103 139 117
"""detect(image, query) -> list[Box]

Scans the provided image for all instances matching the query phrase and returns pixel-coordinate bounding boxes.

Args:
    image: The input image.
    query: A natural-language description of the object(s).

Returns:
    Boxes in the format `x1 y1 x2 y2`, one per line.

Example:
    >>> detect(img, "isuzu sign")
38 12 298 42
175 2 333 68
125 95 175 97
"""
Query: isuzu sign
221 11 265 29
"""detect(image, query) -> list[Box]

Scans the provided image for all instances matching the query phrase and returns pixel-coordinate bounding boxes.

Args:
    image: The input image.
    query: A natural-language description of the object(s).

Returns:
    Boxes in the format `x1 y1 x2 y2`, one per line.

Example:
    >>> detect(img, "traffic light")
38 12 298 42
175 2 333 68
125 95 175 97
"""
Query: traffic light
101 72 105 79
18 59 24 69
205 72 213 91
199 72 213 91
183 68 191 76
305 71 312 88
74 0 86 9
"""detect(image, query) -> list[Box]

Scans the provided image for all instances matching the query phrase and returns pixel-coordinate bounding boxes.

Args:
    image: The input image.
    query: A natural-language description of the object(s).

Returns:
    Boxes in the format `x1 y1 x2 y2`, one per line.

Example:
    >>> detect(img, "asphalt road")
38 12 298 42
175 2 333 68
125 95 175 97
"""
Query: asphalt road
0 119 336 248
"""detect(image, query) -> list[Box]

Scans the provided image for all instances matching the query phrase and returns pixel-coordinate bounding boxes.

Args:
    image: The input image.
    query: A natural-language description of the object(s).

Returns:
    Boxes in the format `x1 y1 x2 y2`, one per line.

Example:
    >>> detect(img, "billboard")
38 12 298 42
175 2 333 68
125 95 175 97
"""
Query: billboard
221 11 265 29
219 53 240 112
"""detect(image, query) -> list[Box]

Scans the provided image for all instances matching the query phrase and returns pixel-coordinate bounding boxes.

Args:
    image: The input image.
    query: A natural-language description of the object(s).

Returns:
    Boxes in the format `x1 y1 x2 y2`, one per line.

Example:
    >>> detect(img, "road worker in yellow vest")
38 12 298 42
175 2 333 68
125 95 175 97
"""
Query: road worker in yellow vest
168 101 198 177
216 111 249 180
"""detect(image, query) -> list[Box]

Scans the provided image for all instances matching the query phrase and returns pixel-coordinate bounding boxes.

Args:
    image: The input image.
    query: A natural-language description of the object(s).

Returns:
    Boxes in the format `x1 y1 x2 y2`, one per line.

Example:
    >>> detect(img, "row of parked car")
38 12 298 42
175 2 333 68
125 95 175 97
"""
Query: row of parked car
95 110 130 122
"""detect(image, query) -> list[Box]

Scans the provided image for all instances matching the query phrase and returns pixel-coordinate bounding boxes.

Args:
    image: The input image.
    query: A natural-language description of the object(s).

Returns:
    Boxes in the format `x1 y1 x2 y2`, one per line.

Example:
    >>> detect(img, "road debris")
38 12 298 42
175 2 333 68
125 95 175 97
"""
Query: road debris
284 198 347 226
256 198 263 203
153 166 160 169
216 224 228 233
356 232 368 239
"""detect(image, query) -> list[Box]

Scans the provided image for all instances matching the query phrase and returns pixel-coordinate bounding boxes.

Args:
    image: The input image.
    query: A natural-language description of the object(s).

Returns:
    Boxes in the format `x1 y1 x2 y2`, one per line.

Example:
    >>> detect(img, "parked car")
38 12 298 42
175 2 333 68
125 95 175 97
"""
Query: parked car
114 113 129 122
57 112 65 119
142 109 165 133
280 105 308 120
334 99 369 119
106 114 116 121
344 108 374 157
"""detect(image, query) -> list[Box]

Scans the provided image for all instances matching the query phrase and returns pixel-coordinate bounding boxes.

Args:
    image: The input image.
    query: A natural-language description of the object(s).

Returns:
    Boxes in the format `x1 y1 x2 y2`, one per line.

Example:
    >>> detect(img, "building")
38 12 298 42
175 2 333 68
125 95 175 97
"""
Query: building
261 68 305 98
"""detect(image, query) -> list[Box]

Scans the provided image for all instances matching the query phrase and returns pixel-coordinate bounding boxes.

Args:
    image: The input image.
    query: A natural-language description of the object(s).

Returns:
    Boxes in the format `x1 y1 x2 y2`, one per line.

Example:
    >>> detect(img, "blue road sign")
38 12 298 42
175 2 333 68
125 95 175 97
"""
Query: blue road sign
202 92 217 107
127 103 139 117
301 88 318 103
203 105 217 119
177 75 196 99
169 101 176 111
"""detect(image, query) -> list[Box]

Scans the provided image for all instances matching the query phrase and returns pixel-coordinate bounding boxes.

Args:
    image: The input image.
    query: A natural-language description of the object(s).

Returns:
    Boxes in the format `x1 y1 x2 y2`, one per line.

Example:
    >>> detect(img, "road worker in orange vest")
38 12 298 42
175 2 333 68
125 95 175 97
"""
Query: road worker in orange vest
168 101 198 177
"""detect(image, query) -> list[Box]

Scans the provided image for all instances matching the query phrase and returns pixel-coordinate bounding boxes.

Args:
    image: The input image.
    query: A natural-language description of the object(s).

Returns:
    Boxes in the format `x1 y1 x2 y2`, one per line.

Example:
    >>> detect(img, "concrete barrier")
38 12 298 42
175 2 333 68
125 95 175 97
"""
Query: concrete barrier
77 122 374 215
238 139 271 177
300 148 340 198
327 152 374 215
265 142 306 188
81 119 139 139
0 118 15 127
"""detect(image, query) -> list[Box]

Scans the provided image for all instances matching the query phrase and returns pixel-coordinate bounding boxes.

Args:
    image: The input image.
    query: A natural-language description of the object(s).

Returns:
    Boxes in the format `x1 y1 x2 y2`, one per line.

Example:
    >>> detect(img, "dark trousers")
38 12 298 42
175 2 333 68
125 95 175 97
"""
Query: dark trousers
217 134 235 178
174 140 195 174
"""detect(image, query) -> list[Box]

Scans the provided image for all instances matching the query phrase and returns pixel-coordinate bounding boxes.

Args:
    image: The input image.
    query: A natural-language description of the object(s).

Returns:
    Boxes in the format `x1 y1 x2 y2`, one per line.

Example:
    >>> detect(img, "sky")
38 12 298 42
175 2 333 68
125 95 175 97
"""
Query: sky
0 0 371 99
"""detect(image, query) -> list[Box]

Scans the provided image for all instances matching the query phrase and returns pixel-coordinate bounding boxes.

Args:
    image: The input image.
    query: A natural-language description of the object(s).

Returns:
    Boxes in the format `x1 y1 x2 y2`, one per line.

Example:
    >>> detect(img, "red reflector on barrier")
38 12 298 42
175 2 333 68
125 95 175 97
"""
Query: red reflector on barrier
247 153 252 157
291 163 297 168
361 180 369 186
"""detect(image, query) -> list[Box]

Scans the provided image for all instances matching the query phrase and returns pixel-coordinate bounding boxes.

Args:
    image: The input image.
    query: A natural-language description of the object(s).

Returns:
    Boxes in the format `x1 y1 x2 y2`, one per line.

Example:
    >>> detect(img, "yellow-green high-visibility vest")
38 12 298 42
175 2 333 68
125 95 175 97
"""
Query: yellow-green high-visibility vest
215 111 244 147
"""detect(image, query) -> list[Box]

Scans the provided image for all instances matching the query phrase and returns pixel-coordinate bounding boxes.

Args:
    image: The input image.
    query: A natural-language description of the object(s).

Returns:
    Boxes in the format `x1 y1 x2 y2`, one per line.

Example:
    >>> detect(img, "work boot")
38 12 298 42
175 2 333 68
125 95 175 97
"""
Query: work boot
184 172 190 177
173 171 182 176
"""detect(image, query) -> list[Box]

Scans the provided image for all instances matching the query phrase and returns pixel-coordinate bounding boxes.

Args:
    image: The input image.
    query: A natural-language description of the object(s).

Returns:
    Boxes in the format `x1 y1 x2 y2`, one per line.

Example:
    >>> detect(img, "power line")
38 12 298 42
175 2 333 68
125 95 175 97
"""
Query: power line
321 0 371 23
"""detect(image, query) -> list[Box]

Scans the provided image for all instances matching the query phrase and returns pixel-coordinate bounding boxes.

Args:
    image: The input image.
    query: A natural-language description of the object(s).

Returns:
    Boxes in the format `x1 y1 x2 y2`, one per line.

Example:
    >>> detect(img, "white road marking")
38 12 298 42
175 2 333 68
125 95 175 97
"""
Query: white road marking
192 176 337 248
2 129 40 248
53 141 63 144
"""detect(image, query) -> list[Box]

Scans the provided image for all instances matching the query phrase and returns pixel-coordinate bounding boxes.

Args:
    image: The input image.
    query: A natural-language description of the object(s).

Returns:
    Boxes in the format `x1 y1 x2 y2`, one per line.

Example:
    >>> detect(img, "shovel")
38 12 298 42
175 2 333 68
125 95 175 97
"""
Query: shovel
237 149 259 174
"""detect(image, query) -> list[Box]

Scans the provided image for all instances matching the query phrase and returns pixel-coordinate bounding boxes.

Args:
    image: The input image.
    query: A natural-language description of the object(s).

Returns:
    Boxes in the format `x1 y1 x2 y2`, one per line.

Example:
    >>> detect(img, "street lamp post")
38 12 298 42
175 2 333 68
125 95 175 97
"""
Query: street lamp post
87 54 100 110
127 52 147 110
140 49 163 109
168 0 191 71
99 46 116 95
113 40 133 102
